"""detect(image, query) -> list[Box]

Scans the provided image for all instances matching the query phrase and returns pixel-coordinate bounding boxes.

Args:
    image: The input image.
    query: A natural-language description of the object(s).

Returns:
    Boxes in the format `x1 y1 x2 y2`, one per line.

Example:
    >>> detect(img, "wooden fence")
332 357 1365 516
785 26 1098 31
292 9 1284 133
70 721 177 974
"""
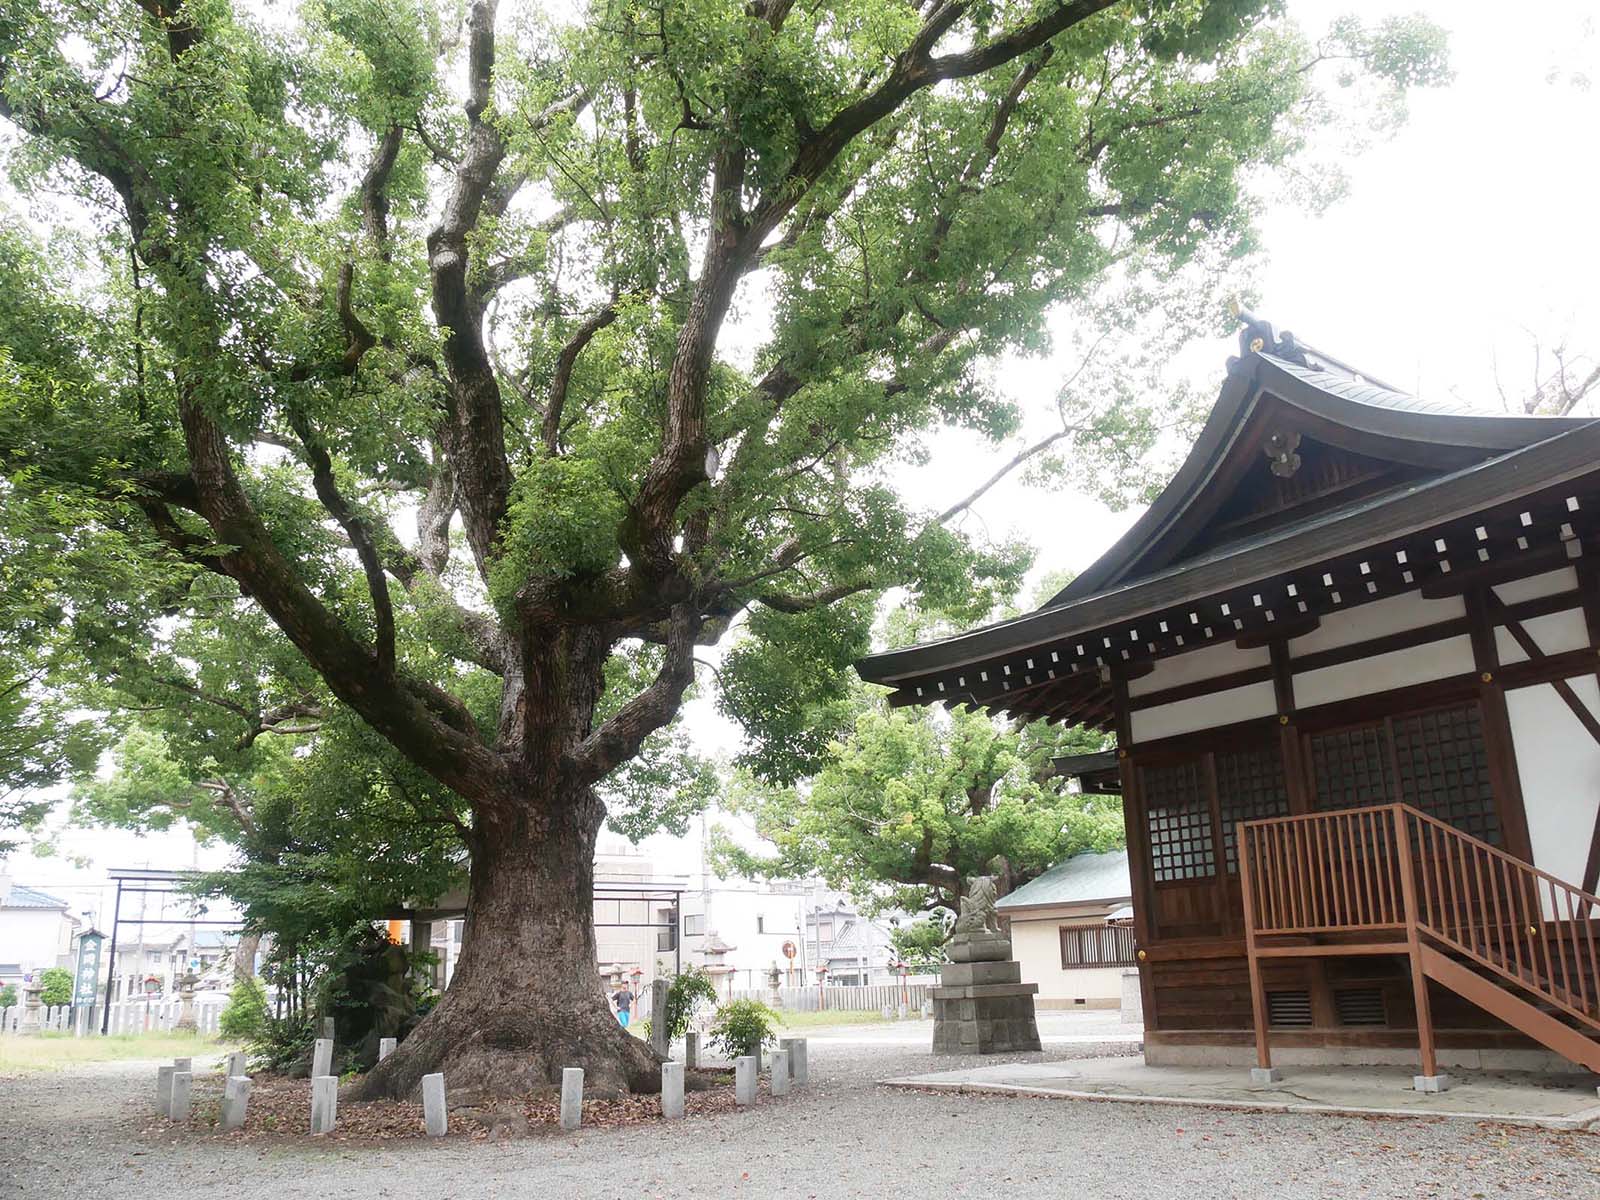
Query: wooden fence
727 982 932 1012
0 1001 223 1036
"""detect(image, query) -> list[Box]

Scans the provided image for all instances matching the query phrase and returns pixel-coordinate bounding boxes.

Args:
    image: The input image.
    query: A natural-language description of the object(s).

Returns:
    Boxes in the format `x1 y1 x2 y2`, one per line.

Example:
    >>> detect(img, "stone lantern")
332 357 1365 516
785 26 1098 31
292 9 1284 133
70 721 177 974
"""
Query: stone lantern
174 971 199 1033
18 976 44 1036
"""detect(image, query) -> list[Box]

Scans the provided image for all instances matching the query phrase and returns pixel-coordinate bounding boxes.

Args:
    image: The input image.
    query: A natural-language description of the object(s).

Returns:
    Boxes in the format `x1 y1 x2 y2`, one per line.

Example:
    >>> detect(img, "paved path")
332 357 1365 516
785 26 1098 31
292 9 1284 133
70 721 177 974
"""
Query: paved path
2 1015 1595 1199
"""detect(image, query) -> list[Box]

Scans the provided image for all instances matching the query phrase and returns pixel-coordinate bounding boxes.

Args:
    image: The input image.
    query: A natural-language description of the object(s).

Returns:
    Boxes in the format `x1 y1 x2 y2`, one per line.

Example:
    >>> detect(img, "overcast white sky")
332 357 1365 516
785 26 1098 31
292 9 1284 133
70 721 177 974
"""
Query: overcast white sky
11 0 1599 898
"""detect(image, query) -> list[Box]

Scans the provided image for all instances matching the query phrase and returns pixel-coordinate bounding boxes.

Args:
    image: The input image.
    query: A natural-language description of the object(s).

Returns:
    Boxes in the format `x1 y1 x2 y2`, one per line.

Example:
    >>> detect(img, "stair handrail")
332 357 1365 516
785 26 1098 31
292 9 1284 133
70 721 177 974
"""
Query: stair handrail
1399 803 1600 1032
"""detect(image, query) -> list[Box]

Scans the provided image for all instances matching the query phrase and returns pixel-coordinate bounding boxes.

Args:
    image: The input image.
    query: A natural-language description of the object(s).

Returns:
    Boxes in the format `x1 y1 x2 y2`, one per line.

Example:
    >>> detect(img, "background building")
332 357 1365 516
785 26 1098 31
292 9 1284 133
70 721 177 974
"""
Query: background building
997 850 1133 1010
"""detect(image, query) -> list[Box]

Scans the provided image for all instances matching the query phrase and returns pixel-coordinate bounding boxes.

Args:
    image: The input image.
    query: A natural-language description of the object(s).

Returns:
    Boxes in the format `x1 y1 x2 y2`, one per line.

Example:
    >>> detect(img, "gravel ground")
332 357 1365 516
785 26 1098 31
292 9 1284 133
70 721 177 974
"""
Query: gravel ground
3 1024 1597 1200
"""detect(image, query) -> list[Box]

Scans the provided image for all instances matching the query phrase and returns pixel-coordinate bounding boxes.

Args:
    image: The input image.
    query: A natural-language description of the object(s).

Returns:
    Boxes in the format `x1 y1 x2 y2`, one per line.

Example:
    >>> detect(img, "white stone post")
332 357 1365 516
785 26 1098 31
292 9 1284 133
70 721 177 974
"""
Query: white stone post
378 1037 397 1061
173 1056 192 1071
157 1065 176 1114
661 1061 685 1120
221 1076 252 1131
421 1072 447 1136
322 1016 335 1040
770 1049 791 1096
310 1075 338 1135
169 1071 192 1121
778 1037 808 1085
734 1055 757 1106
683 1030 700 1069
559 1068 584 1131
225 1050 247 1078
311 1037 333 1078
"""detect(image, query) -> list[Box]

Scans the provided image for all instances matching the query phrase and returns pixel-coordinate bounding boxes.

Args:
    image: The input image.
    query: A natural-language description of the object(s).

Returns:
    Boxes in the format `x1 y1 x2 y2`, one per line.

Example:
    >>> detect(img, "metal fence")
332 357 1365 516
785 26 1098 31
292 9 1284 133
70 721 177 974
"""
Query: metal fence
728 982 932 1012
0 1001 223 1036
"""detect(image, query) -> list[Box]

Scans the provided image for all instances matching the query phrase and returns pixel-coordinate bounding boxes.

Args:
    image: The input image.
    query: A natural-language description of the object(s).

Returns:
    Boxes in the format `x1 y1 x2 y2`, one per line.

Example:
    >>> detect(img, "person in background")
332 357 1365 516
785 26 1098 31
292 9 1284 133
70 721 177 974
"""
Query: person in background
612 982 634 1028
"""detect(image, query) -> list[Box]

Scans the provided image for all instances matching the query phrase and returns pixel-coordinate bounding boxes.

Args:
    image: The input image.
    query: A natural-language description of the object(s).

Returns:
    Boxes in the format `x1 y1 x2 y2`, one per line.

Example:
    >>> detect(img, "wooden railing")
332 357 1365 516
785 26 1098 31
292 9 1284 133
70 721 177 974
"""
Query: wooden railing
1239 803 1600 1035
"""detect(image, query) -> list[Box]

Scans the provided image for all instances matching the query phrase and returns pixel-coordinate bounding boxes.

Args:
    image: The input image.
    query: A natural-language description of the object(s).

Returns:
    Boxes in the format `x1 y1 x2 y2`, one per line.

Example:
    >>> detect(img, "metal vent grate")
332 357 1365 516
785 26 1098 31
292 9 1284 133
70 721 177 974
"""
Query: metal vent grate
1335 987 1387 1027
1266 989 1314 1028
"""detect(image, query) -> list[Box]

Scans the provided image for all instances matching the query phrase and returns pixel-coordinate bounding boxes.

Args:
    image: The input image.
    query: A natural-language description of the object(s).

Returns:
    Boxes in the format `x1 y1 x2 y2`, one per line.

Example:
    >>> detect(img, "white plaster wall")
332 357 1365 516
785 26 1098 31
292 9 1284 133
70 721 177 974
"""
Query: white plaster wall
1127 640 1270 698
1494 608 1589 665
0 908 72 973
1492 567 1576 607
1292 635 1475 710
1288 590 1465 656
1131 680 1277 742
1010 917 1125 1007
1505 678 1600 901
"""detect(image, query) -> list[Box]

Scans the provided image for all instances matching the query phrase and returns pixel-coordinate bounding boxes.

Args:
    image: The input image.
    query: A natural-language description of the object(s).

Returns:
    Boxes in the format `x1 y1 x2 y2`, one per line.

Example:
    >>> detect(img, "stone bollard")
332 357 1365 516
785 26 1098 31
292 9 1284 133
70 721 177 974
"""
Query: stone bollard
421 1073 447 1136
378 1037 397 1061
221 1075 252 1131
661 1061 685 1120
310 1075 338 1135
560 1068 584 1132
897 1003 908 1020
683 1031 700 1069
225 1050 247 1079
881 1004 894 1020
157 1065 176 1115
174 1056 192 1072
311 1038 333 1078
322 1016 335 1040
770 1049 791 1097
169 1071 193 1121
778 1037 808 1086
734 1055 757 1106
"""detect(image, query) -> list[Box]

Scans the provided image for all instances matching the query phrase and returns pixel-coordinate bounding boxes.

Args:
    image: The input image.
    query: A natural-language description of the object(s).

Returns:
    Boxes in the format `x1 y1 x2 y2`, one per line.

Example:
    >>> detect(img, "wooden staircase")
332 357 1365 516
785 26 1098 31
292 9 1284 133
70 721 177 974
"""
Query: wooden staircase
1239 803 1600 1077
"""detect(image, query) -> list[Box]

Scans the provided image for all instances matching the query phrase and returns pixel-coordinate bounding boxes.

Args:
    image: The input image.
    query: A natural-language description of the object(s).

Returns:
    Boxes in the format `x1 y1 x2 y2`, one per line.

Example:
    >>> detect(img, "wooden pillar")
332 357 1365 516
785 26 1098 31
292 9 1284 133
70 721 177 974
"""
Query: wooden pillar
1238 828 1272 1071
1394 808 1437 1079
1111 674 1159 1031
1575 559 1600 892
1464 587 1535 864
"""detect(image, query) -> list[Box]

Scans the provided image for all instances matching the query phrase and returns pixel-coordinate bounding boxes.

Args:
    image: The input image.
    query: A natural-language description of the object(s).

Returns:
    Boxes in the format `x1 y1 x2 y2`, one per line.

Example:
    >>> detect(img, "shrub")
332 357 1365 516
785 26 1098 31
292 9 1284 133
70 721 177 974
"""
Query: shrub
665 968 719 1041
37 967 72 1007
0 984 17 1007
708 999 781 1059
247 1013 316 1074
219 975 270 1040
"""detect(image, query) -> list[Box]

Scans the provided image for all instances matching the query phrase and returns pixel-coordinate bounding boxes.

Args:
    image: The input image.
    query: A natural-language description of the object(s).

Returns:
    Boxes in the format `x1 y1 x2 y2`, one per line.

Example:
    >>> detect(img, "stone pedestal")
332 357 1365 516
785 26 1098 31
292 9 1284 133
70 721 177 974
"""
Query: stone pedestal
931 936 1040 1055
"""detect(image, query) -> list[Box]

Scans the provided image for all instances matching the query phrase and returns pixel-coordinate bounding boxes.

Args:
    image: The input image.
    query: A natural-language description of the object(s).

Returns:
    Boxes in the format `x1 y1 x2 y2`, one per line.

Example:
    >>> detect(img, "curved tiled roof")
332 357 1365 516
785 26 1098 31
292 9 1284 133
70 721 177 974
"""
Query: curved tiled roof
996 850 1131 909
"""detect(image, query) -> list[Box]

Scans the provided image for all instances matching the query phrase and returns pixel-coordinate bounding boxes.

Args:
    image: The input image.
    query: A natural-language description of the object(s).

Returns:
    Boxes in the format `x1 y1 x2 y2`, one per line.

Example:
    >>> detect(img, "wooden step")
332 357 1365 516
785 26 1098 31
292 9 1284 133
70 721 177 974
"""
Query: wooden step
1419 945 1600 1073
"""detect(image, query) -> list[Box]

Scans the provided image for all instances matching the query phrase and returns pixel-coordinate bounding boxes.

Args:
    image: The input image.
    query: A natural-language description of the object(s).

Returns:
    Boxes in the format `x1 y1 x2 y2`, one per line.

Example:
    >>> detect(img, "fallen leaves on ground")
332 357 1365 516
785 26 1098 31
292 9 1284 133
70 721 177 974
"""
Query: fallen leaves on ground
136 1067 743 1146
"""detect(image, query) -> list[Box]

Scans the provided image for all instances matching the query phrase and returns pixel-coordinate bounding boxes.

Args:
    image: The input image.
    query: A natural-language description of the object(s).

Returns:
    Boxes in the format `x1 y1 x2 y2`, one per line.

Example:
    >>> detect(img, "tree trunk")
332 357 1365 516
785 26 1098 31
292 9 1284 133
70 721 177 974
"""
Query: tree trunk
232 932 261 983
353 778 660 1102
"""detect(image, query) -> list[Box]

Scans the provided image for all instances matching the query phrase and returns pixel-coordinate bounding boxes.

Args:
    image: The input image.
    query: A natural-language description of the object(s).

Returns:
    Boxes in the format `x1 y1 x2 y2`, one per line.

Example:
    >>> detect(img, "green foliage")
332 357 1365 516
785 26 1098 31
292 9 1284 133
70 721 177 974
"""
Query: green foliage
716 610 1123 914
665 968 720 1041
36 967 72 1007
219 975 270 1041
0 0 1447 1039
0 984 18 1007
708 999 781 1059
248 1014 317 1076
316 925 430 1071
890 917 951 969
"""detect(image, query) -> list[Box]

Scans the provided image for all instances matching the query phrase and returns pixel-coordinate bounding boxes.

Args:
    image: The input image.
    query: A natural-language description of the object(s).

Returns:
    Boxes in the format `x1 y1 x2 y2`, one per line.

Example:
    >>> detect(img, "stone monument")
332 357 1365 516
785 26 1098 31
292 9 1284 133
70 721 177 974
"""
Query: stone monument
931 873 1040 1054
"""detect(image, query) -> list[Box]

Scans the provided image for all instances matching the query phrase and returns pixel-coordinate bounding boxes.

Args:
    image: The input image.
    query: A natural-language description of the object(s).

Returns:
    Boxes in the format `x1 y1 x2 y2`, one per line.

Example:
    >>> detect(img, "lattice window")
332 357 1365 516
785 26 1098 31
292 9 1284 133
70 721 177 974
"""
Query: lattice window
1059 925 1137 967
1215 744 1292 874
1392 704 1501 845
1143 761 1216 883
1308 724 1392 810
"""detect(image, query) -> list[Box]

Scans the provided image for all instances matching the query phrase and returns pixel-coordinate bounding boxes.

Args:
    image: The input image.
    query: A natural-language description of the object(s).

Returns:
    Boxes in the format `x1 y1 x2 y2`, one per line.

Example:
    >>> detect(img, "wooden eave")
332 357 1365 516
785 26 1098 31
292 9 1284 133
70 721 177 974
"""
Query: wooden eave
1053 353 1592 606
857 420 1600 729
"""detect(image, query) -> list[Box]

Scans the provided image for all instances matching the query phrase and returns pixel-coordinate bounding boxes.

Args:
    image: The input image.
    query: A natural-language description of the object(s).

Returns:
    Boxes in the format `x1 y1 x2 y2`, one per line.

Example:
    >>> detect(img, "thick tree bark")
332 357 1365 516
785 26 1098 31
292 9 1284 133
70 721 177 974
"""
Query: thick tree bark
353 775 660 1102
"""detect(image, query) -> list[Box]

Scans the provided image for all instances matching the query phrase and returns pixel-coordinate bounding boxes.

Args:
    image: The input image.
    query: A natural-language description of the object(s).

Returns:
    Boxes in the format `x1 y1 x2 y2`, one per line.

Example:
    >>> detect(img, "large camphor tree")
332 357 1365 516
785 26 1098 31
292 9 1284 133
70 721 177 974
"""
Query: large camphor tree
0 0 1445 1097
